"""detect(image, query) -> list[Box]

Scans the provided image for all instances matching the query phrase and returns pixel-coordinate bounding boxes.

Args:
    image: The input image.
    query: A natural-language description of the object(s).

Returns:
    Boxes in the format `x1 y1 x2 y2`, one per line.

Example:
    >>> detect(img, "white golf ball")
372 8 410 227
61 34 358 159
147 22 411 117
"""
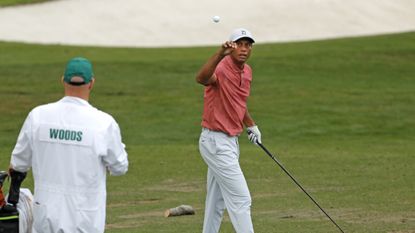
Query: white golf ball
212 15 220 23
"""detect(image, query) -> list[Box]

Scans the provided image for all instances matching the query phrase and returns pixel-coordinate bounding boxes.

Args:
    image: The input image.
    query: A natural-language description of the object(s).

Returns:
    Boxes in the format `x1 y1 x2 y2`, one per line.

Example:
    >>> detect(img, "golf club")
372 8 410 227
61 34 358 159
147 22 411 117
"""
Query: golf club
256 141 345 233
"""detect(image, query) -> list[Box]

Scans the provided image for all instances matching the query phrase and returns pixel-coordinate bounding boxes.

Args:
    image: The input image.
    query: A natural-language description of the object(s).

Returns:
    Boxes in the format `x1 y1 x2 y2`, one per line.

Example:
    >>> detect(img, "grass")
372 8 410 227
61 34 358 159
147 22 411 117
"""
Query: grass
0 32 414 232
0 0 51 7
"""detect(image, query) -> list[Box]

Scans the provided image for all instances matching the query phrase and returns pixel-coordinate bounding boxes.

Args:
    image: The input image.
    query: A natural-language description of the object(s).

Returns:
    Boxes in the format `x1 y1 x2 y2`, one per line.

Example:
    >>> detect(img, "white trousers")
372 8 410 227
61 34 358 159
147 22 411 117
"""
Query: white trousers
199 128 254 233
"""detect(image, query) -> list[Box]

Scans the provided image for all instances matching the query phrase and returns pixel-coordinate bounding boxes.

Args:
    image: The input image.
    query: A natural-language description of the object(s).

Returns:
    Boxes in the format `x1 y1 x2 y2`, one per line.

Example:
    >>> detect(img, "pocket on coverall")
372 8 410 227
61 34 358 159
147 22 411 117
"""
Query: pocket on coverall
33 201 48 232
75 194 101 233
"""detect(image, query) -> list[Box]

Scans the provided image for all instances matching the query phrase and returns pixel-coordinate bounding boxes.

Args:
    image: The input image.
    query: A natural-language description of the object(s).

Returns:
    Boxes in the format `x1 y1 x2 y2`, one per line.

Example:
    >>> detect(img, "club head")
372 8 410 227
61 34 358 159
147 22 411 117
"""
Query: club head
0 171 8 187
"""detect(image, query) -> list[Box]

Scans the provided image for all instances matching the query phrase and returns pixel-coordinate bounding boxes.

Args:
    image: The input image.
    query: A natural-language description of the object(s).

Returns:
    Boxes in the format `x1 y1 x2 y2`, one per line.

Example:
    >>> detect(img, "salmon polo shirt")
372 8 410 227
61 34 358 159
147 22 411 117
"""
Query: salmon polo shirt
202 55 252 136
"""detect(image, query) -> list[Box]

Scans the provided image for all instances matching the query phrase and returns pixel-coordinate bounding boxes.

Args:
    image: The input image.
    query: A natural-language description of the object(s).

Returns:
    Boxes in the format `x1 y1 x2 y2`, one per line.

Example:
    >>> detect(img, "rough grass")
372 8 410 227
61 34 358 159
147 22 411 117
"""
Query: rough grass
0 32 414 232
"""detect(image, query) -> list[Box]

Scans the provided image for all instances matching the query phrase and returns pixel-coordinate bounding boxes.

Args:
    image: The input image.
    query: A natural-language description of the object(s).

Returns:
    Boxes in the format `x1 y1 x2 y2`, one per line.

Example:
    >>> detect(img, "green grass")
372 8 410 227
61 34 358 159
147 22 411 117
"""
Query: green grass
0 0 51 7
0 32 414 232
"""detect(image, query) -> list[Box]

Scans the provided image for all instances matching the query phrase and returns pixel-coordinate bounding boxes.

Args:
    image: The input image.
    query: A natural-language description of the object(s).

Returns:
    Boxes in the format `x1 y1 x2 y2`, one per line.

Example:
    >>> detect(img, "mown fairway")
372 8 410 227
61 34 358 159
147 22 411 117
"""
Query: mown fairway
0 0 49 7
0 32 414 232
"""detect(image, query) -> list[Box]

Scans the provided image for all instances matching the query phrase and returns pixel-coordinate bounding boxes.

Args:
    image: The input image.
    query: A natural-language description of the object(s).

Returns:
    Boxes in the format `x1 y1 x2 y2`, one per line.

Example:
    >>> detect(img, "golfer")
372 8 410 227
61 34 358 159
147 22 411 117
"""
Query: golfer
9 57 129 233
196 28 261 233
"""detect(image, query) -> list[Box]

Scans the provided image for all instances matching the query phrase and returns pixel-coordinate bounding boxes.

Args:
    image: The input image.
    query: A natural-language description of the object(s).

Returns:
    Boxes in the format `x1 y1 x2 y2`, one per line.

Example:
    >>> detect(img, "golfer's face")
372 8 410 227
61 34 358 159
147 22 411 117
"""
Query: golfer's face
231 39 253 63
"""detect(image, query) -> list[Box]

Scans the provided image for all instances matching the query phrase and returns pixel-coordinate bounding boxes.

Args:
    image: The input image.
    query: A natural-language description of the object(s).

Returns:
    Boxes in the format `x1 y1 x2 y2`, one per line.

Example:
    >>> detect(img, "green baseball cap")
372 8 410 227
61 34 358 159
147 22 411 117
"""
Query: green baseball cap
63 57 94 85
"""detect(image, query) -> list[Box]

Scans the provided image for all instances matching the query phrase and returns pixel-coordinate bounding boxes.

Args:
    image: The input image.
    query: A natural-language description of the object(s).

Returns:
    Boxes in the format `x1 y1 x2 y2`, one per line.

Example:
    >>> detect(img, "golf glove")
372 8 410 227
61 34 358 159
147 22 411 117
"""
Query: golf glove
247 125 262 145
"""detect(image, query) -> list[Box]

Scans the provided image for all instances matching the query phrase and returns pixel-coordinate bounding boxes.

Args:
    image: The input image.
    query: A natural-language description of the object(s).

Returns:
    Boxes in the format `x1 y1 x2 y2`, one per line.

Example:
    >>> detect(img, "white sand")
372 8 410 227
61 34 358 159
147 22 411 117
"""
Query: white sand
0 0 414 47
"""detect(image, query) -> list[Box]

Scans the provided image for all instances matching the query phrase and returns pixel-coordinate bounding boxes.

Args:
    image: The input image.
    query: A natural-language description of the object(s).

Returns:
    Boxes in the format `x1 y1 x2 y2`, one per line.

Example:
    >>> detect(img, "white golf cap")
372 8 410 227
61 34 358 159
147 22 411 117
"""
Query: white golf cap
229 28 255 43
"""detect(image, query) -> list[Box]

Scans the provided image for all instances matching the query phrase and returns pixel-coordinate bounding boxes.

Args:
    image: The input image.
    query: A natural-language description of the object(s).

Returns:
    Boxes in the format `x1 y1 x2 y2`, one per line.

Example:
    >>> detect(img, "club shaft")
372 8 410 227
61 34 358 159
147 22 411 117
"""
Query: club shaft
258 143 345 233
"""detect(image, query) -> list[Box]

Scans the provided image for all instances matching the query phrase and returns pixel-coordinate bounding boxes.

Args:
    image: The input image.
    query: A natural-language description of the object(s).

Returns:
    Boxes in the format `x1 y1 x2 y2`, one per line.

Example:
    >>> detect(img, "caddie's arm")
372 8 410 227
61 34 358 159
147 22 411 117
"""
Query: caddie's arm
102 121 129 176
196 41 237 86
10 112 34 172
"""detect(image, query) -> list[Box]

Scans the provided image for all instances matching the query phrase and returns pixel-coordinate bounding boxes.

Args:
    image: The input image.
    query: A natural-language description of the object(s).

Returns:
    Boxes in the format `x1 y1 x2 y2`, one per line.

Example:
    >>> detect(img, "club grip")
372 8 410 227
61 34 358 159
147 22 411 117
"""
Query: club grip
7 169 27 206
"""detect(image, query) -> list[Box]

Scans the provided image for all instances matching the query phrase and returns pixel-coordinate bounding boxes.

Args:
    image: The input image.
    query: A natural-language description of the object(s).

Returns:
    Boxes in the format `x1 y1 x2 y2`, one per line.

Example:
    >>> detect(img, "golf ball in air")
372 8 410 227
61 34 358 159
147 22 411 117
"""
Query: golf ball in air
212 15 220 23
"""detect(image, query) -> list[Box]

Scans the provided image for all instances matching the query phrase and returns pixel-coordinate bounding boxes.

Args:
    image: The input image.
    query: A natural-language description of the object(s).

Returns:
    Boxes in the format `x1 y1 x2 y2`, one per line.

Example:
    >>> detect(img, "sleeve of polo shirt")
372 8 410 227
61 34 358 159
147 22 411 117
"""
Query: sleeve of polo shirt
10 112 33 172
103 120 129 176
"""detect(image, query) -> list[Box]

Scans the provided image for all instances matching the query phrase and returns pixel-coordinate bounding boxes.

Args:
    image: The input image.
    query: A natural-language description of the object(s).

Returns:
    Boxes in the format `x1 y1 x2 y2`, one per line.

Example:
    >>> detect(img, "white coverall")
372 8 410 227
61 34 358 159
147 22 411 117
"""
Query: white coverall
10 96 129 233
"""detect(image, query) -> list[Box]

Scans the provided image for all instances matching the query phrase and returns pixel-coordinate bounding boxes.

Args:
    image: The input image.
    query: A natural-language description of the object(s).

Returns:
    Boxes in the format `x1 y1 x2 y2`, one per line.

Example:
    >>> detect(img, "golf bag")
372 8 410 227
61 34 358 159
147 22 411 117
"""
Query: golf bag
0 205 19 233
0 169 33 233
0 170 18 233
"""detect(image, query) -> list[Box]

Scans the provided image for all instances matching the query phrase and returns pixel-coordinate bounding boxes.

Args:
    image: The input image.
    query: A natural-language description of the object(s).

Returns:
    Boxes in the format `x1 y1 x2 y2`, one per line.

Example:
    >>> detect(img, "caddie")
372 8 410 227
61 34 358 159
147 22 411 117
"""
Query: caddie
9 57 129 233
196 28 261 233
